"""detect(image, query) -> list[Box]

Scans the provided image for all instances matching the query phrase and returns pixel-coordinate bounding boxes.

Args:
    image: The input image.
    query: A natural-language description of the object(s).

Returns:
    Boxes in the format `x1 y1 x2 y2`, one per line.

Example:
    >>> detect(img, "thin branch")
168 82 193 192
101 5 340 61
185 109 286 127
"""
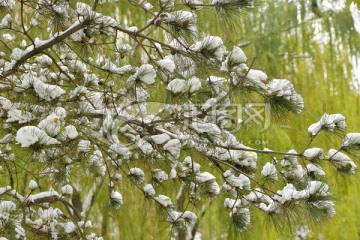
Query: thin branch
0 20 90 79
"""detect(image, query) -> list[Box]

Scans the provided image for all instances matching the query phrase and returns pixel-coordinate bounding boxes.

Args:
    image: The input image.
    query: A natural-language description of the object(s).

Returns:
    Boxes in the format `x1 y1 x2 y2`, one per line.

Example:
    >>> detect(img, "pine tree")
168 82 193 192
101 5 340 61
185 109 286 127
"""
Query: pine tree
0 0 359 239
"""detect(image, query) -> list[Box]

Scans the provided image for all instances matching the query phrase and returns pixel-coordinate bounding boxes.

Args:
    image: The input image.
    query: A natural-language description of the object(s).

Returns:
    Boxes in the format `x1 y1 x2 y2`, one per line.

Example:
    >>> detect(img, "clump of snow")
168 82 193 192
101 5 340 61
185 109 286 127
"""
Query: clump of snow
110 191 123 209
308 113 346 136
16 126 60 147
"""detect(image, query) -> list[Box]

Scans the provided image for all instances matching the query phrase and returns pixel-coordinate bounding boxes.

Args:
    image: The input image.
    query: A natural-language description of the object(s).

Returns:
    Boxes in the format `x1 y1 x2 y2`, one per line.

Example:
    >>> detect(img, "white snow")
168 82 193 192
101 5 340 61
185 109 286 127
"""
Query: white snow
261 162 278 180
167 78 186 93
16 126 60 147
157 59 175 73
303 148 325 160
61 185 73 195
144 184 155 196
151 133 171 144
341 133 360 149
29 180 38 190
187 77 201 93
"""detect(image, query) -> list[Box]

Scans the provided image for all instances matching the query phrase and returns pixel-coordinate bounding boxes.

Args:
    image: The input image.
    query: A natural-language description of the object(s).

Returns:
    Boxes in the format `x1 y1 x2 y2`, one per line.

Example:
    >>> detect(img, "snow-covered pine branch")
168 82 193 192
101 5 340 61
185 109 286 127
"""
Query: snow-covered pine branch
0 0 358 239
